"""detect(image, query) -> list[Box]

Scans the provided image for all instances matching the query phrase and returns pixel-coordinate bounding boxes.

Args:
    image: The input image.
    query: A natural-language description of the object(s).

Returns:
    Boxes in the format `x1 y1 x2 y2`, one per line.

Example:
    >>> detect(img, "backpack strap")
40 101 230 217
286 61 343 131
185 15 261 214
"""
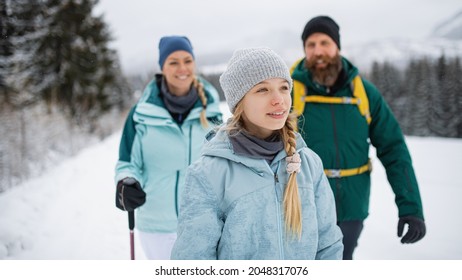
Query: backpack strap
352 75 371 125
290 58 306 117
304 95 360 105
290 57 371 125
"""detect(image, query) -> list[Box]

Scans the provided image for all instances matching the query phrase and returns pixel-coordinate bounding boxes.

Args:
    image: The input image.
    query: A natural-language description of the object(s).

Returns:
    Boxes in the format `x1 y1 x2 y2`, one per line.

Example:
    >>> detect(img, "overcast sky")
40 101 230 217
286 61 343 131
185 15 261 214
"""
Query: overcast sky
95 0 462 74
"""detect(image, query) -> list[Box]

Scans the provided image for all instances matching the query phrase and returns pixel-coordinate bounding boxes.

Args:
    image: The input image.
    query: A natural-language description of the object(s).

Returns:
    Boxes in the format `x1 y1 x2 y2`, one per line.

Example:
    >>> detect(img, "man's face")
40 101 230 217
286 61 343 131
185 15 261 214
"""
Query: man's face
304 33 341 87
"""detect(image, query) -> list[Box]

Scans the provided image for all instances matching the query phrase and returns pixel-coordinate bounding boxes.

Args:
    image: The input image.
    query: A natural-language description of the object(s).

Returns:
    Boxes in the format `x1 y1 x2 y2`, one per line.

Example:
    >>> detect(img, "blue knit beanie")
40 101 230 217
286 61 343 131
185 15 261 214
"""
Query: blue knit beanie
158 36 194 69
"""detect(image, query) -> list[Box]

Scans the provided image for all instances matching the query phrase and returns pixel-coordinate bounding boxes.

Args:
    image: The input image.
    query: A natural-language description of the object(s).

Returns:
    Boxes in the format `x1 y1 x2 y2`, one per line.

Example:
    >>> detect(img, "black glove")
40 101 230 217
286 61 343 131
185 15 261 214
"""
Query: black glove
115 177 146 211
397 215 426 244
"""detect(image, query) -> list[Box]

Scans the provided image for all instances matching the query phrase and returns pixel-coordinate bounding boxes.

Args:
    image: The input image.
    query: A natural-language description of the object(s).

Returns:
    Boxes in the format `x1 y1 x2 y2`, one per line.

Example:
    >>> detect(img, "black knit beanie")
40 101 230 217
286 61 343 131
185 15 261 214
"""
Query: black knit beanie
301 16 341 49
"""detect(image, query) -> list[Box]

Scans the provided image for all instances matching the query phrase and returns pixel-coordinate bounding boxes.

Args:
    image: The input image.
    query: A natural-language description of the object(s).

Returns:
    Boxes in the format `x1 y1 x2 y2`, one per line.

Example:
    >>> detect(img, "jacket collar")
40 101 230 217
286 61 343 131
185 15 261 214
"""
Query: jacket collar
134 76 221 121
202 128 307 174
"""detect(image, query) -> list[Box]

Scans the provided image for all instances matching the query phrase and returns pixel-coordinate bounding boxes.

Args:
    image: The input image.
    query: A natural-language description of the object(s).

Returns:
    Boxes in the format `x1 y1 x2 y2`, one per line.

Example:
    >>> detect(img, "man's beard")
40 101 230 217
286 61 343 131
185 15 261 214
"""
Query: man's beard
306 53 342 87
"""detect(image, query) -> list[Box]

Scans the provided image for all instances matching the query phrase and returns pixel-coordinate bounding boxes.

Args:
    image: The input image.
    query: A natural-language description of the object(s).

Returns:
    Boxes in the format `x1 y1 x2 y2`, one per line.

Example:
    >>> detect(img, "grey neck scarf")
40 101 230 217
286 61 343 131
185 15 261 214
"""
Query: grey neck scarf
229 130 284 162
161 77 199 115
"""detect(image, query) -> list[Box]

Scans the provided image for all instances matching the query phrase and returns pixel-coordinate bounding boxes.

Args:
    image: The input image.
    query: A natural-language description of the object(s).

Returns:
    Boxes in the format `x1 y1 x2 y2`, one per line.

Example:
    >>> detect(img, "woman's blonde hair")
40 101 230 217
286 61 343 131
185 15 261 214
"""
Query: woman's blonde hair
193 77 208 128
226 104 302 238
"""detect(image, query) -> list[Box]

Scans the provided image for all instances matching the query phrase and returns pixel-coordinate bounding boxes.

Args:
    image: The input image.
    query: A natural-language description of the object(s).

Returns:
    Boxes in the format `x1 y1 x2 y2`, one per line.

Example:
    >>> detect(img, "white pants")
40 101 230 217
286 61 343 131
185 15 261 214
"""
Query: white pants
137 231 177 260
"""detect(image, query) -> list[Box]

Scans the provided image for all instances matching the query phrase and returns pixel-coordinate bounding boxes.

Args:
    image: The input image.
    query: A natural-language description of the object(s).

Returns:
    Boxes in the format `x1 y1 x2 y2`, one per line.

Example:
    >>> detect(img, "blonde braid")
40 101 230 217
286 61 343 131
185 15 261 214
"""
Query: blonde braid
193 77 208 128
228 104 302 238
281 112 302 239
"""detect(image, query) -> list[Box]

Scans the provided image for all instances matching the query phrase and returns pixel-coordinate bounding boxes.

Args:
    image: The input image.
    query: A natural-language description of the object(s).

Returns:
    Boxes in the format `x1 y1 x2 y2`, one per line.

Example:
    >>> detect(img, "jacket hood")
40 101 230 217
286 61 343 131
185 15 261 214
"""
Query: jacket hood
133 76 222 124
201 128 308 174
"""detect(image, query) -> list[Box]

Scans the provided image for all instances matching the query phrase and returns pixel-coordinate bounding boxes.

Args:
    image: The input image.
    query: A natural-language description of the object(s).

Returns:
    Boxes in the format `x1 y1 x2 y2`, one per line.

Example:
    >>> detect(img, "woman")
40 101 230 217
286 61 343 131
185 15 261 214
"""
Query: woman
171 47 343 259
114 35 222 259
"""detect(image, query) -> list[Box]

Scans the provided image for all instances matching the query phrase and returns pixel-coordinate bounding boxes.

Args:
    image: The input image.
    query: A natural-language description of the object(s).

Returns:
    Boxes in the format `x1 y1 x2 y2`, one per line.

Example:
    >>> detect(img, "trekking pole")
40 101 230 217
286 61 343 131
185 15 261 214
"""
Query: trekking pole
128 211 135 260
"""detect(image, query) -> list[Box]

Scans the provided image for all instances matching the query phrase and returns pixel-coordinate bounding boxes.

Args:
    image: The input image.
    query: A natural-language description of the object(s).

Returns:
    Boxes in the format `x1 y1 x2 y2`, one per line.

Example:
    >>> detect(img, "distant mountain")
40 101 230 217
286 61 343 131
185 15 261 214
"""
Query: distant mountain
345 9 462 72
198 36 462 75
195 12 462 75
196 29 303 74
343 37 462 72
432 10 462 40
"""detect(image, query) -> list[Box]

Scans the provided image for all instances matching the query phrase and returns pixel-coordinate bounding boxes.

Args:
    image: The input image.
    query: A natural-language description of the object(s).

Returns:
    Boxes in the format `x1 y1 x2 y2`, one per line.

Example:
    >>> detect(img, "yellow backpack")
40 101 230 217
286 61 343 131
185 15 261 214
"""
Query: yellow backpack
290 58 371 125
290 58 373 178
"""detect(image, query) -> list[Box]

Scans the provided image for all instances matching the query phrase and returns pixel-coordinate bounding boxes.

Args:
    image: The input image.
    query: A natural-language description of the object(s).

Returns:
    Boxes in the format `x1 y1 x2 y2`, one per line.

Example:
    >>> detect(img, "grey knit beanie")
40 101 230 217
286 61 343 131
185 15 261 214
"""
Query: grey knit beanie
219 47 293 113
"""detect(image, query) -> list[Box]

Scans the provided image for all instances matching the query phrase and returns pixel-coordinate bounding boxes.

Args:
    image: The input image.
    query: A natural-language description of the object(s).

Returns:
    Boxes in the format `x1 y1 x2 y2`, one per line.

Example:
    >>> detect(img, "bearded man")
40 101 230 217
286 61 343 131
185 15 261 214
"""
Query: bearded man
290 15 426 260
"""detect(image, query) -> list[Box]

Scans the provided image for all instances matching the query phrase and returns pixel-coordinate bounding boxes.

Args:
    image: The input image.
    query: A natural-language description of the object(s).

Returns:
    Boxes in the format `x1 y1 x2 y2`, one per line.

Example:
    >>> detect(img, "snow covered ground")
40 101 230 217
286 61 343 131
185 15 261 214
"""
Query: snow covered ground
1 104 462 261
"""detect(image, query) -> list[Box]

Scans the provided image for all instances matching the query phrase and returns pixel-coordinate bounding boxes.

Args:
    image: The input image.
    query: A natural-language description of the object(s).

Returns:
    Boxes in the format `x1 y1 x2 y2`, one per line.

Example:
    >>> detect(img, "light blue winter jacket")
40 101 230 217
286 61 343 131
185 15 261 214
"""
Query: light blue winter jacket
115 76 222 233
171 129 343 260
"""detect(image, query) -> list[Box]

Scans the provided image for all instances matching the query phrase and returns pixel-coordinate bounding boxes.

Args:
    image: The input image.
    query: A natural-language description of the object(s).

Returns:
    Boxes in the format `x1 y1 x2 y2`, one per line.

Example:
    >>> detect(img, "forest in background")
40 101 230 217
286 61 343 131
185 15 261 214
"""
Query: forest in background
0 0 132 191
202 54 462 138
369 56 462 138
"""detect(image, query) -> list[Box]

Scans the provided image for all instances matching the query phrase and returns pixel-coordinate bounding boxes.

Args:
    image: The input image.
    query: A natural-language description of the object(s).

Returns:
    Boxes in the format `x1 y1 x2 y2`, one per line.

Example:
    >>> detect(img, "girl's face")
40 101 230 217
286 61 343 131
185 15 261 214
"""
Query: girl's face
162 50 195 96
241 78 291 139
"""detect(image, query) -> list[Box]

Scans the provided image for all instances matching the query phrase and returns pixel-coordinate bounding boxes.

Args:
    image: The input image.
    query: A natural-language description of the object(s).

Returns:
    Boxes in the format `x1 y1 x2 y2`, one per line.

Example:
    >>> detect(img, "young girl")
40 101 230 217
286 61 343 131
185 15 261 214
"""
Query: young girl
170 47 343 259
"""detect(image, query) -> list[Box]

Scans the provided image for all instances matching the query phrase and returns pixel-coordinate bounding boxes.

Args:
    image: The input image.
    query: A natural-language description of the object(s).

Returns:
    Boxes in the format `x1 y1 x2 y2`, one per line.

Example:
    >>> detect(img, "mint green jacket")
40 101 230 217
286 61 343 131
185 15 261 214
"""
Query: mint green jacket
115 76 222 233
171 129 343 259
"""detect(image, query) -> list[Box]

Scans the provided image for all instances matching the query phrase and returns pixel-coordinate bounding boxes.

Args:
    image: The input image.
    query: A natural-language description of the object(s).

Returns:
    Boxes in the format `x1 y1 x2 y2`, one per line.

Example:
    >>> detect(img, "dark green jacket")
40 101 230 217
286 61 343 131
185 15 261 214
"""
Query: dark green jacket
291 57 424 222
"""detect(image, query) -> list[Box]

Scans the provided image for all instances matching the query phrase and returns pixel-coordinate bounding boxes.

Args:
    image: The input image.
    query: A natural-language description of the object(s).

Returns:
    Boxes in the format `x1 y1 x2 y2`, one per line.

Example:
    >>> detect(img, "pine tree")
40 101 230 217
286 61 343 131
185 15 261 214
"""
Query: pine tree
0 0 15 101
0 0 131 191
398 61 416 135
29 0 130 120
430 55 459 137
369 61 404 121
1 0 48 185
6 0 47 107
76 4 131 119
402 59 435 136
452 57 462 138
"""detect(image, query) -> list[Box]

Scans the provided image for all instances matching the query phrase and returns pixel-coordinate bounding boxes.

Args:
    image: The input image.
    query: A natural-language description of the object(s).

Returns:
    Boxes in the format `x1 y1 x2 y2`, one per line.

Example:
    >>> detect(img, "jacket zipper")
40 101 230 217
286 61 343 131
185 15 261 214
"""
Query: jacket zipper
174 171 180 217
272 164 285 259
331 104 342 218
176 124 194 216
188 125 193 164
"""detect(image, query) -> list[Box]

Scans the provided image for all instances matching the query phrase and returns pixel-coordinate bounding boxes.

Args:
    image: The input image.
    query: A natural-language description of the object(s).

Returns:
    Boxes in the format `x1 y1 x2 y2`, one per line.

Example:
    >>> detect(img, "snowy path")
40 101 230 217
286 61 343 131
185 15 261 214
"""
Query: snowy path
1 131 462 259
0 133 145 260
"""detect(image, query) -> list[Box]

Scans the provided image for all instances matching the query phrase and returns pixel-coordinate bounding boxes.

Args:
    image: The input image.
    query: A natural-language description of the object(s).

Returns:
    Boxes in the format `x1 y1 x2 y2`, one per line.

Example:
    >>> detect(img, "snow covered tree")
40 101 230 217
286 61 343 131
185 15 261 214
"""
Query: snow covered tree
369 61 405 122
400 59 435 136
5 0 48 107
451 57 462 138
0 0 15 102
429 55 459 137
17 0 131 120
1 0 131 191
0 0 47 188
369 56 462 138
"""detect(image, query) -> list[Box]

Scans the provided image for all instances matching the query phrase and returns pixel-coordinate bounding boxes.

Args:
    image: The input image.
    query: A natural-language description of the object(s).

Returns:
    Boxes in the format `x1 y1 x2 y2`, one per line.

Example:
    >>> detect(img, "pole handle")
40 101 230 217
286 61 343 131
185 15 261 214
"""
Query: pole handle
128 211 135 230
